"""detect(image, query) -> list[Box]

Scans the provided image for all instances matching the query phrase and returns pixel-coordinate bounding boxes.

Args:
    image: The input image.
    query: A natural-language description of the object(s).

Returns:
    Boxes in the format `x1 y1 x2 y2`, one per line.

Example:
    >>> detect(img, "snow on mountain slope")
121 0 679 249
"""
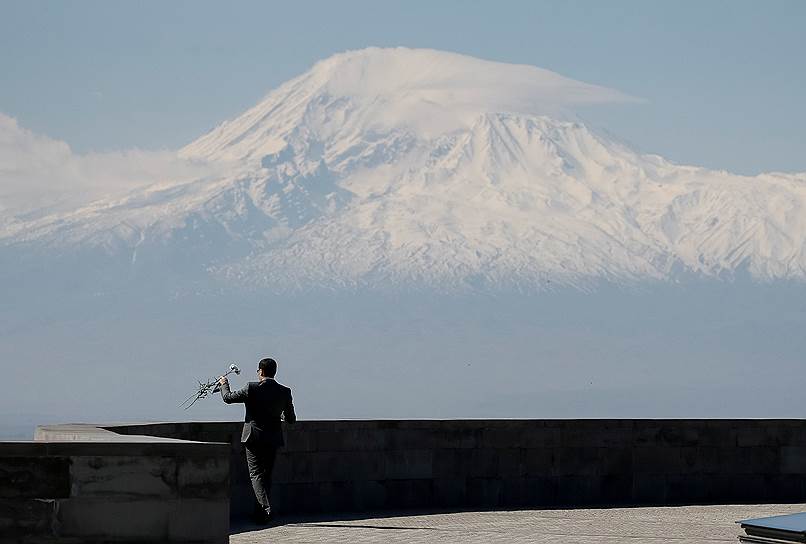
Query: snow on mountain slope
2 47 805 291
179 47 633 164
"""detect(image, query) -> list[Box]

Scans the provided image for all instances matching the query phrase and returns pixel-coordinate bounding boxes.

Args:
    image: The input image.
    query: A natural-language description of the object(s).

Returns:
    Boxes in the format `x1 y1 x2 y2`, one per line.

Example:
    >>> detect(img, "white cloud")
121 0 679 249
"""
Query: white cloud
0 113 221 218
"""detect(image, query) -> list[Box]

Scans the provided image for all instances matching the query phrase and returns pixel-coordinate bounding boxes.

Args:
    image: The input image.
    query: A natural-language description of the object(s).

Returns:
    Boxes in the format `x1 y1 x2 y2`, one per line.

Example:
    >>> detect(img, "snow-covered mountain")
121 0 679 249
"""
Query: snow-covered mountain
3 47 806 292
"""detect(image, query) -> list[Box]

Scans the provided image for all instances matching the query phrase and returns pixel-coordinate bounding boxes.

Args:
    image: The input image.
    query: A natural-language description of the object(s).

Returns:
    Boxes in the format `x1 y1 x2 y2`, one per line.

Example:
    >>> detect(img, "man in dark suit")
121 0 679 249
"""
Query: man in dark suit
219 357 296 524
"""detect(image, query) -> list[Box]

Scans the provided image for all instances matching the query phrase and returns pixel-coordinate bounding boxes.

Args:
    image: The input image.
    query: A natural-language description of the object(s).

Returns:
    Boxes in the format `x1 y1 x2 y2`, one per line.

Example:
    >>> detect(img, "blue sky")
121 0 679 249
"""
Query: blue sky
1 0 805 174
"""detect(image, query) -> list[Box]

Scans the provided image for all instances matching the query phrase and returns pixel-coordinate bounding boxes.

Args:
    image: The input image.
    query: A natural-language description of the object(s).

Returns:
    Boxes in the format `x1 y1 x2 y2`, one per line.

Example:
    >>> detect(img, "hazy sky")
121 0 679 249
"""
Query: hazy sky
1 0 805 175
2 1 806 434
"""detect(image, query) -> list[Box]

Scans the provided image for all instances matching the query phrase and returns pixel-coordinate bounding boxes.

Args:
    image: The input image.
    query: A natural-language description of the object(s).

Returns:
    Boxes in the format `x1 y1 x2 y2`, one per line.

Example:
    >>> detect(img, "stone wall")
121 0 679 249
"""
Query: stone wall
5 418 806 540
0 425 229 544
106 419 806 518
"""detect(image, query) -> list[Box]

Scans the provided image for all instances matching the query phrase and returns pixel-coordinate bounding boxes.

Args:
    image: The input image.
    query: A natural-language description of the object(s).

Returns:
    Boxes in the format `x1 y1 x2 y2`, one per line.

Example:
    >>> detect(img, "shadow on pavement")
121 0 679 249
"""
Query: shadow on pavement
229 507 497 535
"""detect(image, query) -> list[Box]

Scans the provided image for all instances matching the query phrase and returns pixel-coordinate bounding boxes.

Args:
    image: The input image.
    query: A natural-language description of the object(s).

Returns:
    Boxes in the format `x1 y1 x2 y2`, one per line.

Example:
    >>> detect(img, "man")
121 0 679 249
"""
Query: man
219 357 296 524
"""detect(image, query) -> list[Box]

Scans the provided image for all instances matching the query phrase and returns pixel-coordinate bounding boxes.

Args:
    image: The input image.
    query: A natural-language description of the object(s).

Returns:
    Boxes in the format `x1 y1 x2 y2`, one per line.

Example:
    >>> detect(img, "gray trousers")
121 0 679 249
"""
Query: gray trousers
245 442 278 514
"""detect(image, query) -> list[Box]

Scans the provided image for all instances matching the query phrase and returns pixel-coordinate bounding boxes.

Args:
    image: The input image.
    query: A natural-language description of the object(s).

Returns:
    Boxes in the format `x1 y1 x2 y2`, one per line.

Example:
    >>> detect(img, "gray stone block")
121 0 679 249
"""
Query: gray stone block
433 448 499 479
314 451 361 481
295 421 338 432
272 482 321 513
69 456 176 499
287 451 317 483
781 425 806 446
632 473 667 504
659 426 701 447
230 482 256 520
385 449 433 480
57 497 170 539
432 448 462 479
725 474 766 502
592 447 633 476
0 443 46 456
295 451 387 482
272 452 293 484
375 421 402 431
553 447 602 476
479 427 527 449
0 457 70 499
352 480 386 510
720 446 779 475
344 451 387 481
177 456 229 498
556 475 602 505
693 426 738 448
632 425 664 446
521 447 554 478
522 476 558 506
600 473 633 504
398 420 439 430
466 477 502 507
433 478 466 507
501 478 528 506
633 446 682 473
497 448 524 478
508 427 562 448
560 427 633 448
436 428 480 449
736 426 771 447
318 481 356 512
386 429 436 450
355 429 394 451
168 498 229 542
762 474 805 502
482 420 532 430
314 430 355 451
0 498 58 536
780 446 806 474
383 479 433 509
679 446 718 474
664 475 707 503
283 429 317 452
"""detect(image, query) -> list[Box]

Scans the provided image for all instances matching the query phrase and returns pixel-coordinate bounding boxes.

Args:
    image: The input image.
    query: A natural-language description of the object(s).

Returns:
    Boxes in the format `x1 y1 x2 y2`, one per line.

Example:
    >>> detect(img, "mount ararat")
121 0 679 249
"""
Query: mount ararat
2 47 805 293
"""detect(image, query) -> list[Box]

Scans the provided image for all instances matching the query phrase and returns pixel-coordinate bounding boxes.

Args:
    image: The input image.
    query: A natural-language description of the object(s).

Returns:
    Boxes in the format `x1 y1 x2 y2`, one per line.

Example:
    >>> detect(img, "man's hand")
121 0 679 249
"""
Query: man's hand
218 376 228 386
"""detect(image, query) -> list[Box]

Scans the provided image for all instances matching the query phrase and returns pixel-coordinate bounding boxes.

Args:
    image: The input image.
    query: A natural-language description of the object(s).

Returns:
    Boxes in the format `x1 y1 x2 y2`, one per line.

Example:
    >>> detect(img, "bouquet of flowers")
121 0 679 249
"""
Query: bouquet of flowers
180 363 240 409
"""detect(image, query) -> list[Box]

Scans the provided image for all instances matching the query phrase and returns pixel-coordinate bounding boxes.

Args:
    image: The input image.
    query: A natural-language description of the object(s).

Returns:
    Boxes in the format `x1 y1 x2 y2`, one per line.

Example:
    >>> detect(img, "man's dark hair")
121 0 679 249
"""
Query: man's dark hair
258 357 277 378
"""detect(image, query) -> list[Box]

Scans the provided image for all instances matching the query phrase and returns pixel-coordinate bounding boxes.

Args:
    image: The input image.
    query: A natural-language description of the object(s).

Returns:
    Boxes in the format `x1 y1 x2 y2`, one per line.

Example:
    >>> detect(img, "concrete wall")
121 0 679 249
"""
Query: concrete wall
0 425 229 544
5 418 806 540
107 419 806 518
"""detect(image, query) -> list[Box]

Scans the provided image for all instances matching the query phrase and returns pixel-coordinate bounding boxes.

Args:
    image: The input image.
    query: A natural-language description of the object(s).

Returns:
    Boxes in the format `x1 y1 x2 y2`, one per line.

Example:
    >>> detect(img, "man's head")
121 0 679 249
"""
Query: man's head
258 357 277 379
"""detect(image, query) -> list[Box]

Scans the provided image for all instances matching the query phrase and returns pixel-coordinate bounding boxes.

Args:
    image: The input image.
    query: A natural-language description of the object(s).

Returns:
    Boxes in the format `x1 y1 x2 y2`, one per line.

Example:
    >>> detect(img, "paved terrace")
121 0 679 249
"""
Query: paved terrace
232 504 806 543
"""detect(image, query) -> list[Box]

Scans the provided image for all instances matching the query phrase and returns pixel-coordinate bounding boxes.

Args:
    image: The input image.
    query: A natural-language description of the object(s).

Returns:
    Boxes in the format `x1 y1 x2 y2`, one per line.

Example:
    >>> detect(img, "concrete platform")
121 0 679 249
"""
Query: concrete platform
231 504 806 543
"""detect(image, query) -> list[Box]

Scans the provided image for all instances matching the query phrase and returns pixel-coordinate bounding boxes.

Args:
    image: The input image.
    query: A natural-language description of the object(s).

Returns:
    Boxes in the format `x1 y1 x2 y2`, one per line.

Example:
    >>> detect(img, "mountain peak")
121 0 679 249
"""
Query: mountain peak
180 47 634 163
4 48 805 293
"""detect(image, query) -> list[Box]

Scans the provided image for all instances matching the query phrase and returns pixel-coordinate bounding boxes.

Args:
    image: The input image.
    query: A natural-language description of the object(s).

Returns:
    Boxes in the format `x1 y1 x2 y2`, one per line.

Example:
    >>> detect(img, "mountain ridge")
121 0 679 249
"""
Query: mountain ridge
3 48 805 292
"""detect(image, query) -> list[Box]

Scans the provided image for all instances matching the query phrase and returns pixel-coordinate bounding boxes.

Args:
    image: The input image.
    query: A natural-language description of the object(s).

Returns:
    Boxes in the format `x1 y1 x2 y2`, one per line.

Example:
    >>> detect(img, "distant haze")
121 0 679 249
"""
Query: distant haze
3 283 806 432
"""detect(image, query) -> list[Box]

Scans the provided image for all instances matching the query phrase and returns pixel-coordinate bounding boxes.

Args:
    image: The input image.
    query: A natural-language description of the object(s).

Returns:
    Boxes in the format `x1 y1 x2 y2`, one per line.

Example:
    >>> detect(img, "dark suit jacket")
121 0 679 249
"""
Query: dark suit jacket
221 378 296 446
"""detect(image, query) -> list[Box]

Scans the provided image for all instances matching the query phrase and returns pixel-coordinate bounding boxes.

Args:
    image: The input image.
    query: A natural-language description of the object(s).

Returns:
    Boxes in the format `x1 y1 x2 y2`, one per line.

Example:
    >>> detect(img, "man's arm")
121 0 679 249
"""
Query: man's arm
219 377 248 404
283 390 297 424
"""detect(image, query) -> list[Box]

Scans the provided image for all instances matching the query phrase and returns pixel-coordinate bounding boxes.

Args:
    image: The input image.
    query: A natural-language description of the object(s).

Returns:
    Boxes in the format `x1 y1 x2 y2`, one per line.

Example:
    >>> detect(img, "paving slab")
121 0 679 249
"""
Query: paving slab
231 503 806 543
